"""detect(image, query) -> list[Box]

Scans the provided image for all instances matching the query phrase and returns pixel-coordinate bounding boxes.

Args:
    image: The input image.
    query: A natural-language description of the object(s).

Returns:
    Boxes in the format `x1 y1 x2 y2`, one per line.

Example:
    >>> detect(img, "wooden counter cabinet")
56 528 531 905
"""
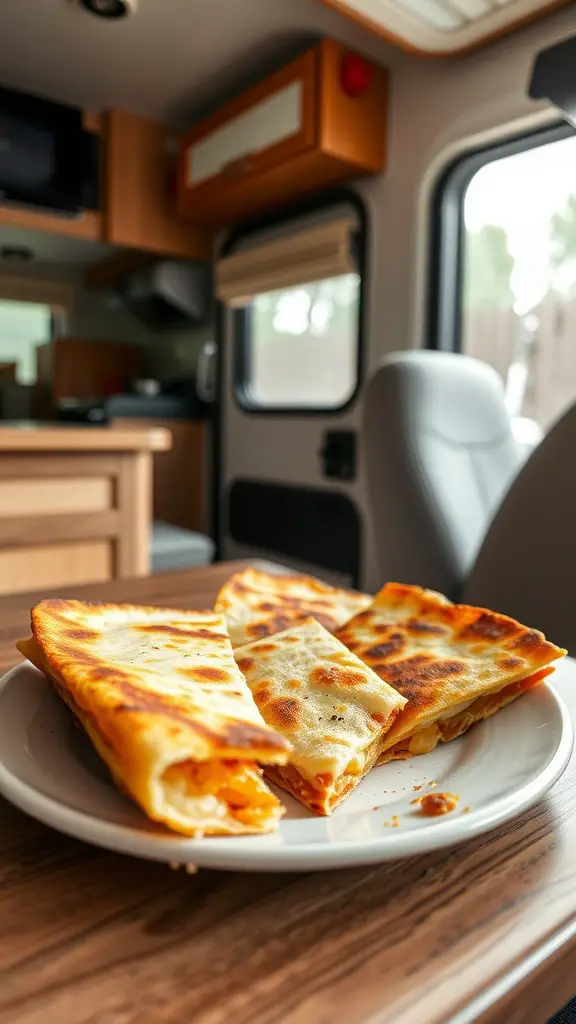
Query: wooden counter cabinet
0 425 170 595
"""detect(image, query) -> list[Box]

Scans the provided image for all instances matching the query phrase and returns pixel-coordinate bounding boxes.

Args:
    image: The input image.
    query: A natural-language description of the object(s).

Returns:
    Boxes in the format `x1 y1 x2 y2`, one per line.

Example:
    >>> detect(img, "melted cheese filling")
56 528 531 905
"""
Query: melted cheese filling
380 669 551 763
18 636 282 834
161 759 281 828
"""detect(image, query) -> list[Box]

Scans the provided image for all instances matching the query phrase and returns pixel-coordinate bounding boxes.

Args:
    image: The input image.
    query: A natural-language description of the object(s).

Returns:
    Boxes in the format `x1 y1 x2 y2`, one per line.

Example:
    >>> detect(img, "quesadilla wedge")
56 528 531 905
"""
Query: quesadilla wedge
17 600 291 836
235 618 407 814
215 567 372 649
335 583 567 764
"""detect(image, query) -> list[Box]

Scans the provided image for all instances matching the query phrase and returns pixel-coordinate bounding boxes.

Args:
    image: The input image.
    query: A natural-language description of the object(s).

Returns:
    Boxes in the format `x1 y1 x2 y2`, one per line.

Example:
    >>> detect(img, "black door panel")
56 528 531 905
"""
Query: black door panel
228 479 362 586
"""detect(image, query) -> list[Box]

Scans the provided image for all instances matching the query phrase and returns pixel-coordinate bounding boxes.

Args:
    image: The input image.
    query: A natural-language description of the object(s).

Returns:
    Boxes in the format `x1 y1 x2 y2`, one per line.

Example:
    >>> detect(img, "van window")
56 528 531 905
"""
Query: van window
458 131 576 439
0 299 53 384
241 273 361 410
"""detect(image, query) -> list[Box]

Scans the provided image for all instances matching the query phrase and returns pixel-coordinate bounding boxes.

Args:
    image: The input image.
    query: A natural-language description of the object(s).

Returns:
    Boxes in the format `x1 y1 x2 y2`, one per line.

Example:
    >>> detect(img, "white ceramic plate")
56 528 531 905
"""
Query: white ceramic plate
0 662 573 872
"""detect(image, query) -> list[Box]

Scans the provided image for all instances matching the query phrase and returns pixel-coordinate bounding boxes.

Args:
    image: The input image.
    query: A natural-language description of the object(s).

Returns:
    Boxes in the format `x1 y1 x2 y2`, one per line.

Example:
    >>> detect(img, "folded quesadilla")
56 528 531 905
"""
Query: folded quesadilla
17 600 291 836
235 618 407 814
335 583 567 764
215 567 372 648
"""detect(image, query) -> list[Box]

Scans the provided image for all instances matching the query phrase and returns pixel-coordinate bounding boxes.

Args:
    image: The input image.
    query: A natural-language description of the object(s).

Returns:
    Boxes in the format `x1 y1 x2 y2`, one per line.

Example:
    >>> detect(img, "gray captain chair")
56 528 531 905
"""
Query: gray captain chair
464 400 576 653
363 351 524 598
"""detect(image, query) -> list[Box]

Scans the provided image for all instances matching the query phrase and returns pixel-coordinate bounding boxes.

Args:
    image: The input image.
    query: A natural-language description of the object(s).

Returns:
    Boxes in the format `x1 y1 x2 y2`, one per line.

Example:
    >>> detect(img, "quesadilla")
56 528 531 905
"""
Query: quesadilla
335 583 567 764
17 600 291 836
235 618 407 814
215 567 372 649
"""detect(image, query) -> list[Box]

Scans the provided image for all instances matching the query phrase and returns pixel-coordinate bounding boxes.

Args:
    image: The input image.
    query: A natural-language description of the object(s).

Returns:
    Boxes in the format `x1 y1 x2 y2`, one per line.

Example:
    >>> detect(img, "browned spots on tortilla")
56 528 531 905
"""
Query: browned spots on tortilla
499 656 523 670
134 624 226 641
51 645 101 666
63 628 99 642
370 711 390 725
336 636 361 653
353 609 375 622
511 629 551 657
253 687 271 706
311 664 366 687
364 633 405 661
236 657 254 673
286 679 301 689
372 655 464 705
247 623 274 639
224 720 290 751
460 612 518 642
182 666 231 683
248 642 279 654
264 696 301 732
111 678 288 752
89 664 133 683
406 619 448 635
249 616 295 637
310 612 340 632
113 680 192 719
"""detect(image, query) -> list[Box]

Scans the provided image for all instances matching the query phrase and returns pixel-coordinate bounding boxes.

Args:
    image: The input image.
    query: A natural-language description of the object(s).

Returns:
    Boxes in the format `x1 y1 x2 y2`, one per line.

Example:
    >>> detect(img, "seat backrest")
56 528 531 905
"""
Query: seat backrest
463 400 576 651
363 351 523 597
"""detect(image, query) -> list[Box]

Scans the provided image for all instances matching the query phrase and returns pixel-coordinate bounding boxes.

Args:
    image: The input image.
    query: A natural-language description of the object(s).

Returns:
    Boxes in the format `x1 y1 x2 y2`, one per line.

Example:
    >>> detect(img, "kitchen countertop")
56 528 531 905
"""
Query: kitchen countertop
0 422 171 452
0 559 575 1024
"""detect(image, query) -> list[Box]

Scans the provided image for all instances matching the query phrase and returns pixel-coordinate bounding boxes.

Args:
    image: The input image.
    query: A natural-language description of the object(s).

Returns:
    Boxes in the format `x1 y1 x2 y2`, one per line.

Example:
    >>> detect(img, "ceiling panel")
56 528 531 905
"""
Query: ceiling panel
320 0 572 53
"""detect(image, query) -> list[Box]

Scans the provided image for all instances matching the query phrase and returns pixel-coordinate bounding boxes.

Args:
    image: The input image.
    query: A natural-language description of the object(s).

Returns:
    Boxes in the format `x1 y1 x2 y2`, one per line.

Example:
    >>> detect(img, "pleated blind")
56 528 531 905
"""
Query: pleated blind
215 218 356 307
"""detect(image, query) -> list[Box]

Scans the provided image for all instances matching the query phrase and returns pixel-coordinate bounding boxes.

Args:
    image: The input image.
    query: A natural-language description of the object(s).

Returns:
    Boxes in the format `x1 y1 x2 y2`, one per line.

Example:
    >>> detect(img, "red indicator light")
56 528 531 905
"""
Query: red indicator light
340 52 374 97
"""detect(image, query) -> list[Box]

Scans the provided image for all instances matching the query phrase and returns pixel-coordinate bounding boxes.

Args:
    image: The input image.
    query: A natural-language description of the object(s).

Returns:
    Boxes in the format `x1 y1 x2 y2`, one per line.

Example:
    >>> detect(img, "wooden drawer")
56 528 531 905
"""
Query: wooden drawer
178 39 388 226
0 541 112 595
0 476 112 517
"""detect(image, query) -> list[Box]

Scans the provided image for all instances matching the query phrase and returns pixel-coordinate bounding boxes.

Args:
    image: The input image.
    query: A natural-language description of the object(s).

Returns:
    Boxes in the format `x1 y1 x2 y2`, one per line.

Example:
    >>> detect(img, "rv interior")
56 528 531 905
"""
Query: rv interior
1 1 576 1022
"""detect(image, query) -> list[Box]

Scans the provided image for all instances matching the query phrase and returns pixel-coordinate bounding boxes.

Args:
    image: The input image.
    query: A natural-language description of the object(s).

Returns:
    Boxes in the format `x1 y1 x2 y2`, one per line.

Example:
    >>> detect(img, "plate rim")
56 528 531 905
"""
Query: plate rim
0 662 573 871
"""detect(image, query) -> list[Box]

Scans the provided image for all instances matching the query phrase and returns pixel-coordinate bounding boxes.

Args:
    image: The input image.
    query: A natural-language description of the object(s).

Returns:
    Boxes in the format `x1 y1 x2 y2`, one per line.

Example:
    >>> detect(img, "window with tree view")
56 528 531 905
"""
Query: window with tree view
242 273 360 409
462 132 576 445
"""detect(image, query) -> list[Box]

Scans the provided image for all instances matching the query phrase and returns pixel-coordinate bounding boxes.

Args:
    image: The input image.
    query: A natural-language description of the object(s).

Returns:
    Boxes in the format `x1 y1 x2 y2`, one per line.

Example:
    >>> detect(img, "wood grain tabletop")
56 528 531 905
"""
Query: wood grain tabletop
0 561 575 1024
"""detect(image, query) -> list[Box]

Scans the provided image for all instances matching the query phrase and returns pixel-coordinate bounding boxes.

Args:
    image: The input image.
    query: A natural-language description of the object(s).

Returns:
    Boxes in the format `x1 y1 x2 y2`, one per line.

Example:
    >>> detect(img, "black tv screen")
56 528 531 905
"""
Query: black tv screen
0 84 96 214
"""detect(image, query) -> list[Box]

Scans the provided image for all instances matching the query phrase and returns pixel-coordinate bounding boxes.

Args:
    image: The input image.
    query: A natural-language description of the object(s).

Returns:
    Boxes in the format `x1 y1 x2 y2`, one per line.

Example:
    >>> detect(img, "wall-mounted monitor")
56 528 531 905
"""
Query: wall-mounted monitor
0 84 98 215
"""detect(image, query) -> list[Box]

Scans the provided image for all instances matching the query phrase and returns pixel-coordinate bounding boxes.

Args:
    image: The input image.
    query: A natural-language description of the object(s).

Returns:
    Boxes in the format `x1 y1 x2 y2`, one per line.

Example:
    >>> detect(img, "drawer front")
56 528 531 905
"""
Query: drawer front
179 50 317 208
0 540 112 595
0 476 112 517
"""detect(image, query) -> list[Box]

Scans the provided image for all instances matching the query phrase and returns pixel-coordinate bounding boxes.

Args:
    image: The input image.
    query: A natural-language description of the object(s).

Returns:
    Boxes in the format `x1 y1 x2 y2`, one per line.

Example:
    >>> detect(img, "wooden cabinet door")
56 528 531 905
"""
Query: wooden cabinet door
178 50 317 221
105 110 212 260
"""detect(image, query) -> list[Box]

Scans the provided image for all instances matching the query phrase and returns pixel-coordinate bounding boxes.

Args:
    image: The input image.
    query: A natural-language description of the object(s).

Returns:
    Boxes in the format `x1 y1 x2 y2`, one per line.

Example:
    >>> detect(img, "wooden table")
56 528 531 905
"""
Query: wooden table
0 423 171 595
0 561 575 1024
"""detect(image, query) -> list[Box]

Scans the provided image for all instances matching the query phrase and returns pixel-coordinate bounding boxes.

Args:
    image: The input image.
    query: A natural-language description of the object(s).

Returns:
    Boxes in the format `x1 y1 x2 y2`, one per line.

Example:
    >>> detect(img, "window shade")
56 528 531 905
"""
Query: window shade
215 218 357 307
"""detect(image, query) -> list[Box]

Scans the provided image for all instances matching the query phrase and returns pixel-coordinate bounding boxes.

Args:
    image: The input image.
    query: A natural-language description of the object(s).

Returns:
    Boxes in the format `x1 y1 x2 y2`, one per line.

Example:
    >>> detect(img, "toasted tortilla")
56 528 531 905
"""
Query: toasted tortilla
215 567 372 648
17 599 291 836
335 583 567 763
235 618 407 814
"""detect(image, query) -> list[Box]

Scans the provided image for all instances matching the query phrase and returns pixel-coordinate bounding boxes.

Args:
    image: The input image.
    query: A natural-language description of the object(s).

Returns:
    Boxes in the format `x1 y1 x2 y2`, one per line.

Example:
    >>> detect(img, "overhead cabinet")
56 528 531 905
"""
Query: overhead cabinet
178 38 389 225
